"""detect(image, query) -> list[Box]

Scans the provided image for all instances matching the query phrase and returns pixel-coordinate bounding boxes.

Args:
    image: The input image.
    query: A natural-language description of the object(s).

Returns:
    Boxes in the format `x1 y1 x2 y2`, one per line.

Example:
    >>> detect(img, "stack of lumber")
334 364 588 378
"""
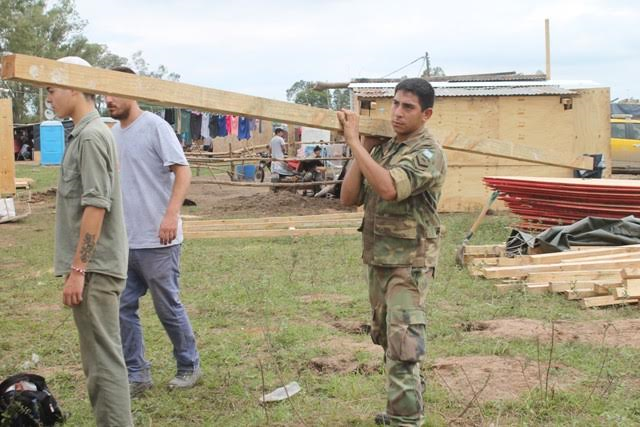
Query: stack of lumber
183 212 362 239
482 176 640 230
15 178 33 189
464 244 640 308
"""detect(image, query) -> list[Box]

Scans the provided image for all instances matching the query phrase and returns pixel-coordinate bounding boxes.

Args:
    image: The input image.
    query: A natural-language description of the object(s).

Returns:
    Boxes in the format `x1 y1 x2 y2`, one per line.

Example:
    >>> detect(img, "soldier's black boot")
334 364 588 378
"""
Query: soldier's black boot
374 412 391 425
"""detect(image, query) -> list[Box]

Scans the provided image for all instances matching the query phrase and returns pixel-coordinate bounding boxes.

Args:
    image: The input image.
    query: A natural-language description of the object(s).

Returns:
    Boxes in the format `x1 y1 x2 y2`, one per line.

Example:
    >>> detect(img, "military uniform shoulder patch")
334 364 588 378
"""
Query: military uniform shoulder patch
421 148 434 161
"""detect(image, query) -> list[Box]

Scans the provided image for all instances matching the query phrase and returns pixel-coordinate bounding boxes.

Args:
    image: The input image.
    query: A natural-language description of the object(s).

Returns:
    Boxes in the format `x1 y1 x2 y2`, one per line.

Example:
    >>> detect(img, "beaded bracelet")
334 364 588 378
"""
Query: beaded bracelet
70 265 86 276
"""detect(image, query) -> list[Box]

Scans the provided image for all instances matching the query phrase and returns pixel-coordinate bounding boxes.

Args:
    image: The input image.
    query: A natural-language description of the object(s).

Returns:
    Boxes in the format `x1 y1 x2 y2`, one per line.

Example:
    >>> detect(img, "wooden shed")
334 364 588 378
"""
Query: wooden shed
349 77 611 212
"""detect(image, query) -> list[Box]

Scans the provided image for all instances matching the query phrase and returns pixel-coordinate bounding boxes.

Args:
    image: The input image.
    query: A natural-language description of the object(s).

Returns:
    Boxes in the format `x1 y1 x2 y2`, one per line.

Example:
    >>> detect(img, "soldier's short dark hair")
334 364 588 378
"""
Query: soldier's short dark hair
395 78 435 111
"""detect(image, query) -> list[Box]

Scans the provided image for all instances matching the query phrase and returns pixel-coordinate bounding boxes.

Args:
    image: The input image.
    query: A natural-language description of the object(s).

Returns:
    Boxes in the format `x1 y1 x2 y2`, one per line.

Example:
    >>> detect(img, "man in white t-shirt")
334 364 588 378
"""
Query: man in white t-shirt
268 128 294 178
107 66 201 398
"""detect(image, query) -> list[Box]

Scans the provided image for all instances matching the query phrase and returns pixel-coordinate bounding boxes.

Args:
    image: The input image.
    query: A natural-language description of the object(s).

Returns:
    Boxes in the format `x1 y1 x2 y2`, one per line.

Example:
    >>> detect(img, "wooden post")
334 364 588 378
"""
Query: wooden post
545 18 551 80
0 99 16 196
0 53 595 170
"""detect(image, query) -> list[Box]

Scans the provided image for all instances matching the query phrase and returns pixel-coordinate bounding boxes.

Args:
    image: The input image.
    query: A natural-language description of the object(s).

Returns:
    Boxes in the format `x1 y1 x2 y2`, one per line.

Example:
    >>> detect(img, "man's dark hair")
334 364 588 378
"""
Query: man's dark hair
111 66 137 75
274 128 285 135
395 78 435 110
313 145 321 152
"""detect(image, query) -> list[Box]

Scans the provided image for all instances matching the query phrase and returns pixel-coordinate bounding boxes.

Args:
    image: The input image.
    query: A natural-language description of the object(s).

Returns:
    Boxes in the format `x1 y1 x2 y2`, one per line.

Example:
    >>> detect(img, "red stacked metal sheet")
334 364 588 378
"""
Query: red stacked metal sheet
483 176 640 230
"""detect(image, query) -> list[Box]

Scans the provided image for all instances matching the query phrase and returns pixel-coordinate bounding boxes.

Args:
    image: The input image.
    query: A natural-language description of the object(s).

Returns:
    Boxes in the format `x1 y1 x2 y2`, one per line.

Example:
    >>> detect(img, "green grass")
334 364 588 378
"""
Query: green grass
1 167 640 426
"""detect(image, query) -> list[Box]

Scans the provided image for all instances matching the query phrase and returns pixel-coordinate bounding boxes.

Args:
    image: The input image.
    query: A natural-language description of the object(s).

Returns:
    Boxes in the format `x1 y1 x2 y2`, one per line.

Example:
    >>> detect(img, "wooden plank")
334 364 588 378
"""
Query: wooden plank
1 54 391 137
613 281 640 298
0 99 15 196
184 212 362 226
469 257 500 267
184 227 359 239
621 268 640 279
1 54 595 170
524 284 549 294
462 244 506 256
496 244 640 266
191 179 342 188
525 270 621 283
483 258 640 279
558 251 640 264
15 178 34 189
184 218 362 232
545 280 622 293
565 289 607 300
442 132 593 170
581 295 638 309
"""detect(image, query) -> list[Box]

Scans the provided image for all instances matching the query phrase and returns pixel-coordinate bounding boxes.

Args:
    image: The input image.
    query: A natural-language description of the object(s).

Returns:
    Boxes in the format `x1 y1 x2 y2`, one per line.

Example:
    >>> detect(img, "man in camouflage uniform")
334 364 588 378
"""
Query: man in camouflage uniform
338 78 446 426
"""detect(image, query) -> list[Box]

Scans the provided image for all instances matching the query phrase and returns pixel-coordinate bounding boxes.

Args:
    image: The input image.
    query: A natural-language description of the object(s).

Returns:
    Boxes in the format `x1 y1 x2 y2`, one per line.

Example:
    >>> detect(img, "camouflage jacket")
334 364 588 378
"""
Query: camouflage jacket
358 127 447 268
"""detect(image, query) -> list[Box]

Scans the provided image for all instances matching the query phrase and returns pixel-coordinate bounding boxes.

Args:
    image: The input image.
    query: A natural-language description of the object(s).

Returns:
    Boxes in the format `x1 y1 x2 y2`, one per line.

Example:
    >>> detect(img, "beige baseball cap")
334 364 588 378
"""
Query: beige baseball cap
57 56 92 67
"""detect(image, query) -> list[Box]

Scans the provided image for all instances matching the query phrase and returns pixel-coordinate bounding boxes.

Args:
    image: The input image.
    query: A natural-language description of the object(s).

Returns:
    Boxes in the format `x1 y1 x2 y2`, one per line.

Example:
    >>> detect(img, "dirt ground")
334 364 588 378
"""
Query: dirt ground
430 355 580 403
187 176 357 219
460 318 640 348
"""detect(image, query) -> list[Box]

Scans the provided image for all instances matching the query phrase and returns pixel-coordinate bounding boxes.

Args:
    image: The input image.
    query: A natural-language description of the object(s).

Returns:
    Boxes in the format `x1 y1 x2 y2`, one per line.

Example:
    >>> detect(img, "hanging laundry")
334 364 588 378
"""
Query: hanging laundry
209 115 219 137
216 115 228 137
201 113 211 142
164 108 176 125
238 116 251 140
249 118 257 131
225 115 232 135
190 112 202 140
180 110 192 145
230 115 239 136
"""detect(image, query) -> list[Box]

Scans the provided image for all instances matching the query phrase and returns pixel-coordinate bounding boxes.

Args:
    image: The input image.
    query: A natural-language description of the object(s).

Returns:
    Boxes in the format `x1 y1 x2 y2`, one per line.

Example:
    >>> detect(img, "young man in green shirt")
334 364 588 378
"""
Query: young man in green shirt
47 56 132 427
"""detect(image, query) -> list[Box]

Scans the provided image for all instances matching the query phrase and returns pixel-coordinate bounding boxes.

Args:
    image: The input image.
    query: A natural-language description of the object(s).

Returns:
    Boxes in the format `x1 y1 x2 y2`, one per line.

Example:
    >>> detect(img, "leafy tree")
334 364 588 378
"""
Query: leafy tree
286 80 350 110
420 66 445 79
286 80 330 109
0 0 129 122
129 50 180 81
0 0 178 122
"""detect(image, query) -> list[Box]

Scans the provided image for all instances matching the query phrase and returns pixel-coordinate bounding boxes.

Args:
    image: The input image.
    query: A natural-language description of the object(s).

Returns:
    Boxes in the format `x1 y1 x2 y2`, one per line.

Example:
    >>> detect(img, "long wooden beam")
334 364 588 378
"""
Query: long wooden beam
1 54 594 170
0 99 15 196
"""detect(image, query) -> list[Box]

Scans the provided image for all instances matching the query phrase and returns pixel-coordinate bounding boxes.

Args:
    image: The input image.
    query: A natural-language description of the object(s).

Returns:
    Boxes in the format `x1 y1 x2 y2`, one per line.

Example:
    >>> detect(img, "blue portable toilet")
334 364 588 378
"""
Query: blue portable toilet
40 121 65 165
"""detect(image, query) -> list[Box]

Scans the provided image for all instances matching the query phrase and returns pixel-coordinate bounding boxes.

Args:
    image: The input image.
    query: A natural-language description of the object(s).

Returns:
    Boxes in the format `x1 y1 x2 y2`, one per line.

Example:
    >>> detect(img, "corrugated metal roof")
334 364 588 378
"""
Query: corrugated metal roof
353 86 576 98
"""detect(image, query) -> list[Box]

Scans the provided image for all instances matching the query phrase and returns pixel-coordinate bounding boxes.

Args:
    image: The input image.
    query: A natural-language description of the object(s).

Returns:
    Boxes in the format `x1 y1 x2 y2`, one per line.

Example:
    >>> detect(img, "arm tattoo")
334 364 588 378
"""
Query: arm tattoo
80 233 97 263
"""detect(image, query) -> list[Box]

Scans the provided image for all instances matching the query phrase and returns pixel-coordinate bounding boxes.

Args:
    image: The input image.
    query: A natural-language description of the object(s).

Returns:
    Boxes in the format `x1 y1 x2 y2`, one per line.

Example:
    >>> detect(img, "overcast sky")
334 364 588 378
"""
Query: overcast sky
74 0 638 101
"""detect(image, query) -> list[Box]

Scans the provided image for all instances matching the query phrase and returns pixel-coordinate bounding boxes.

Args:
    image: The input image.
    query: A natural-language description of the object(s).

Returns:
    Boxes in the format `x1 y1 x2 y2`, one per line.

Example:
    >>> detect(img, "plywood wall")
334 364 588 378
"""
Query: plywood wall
360 88 611 212
0 99 16 196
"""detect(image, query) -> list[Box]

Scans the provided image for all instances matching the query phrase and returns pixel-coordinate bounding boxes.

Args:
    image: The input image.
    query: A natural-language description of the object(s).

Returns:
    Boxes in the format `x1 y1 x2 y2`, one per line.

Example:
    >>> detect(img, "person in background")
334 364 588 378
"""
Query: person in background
47 56 132 426
107 66 201 398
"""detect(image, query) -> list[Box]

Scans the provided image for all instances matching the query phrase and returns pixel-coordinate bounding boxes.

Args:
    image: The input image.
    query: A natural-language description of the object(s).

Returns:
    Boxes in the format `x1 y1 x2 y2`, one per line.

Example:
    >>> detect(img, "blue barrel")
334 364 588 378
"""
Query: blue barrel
40 121 65 165
243 164 256 181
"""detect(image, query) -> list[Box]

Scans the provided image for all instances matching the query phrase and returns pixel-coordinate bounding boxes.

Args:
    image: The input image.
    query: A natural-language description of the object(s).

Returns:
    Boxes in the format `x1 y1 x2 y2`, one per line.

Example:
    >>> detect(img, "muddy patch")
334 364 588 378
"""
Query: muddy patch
331 320 371 335
461 318 640 348
431 355 580 403
189 180 356 219
308 336 383 375
297 293 353 304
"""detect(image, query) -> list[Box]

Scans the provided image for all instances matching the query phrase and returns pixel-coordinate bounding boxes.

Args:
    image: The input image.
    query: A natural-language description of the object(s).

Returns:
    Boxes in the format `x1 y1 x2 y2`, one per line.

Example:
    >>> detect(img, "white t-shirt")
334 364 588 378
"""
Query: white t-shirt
269 135 293 175
112 112 188 249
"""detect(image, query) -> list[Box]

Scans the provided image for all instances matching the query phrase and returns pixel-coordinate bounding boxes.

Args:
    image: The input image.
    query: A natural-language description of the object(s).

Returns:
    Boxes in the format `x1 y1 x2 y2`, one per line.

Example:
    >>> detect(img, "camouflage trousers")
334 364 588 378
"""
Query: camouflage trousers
367 265 431 427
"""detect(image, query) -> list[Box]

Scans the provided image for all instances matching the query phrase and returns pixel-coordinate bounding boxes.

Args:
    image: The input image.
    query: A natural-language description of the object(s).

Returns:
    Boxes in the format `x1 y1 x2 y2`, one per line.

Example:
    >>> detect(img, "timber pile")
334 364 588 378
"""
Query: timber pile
183 212 362 239
483 176 640 231
464 244 640 308
15 178 33 189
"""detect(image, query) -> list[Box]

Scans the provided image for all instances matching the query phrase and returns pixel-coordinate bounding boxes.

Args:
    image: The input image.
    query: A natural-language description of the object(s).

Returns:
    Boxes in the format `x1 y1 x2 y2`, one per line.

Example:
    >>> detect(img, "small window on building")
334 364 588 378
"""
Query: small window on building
611 123 626 138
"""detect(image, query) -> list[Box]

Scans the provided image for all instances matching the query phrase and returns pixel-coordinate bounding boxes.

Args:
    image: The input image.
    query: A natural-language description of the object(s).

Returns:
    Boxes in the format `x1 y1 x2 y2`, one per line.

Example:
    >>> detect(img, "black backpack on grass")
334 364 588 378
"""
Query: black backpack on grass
0 373 64 426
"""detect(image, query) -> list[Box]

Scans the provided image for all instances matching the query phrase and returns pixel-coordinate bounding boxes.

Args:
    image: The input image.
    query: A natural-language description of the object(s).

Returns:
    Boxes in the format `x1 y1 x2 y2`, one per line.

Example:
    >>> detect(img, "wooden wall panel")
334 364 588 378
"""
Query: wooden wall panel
359 88 611 212
0 99 15 196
